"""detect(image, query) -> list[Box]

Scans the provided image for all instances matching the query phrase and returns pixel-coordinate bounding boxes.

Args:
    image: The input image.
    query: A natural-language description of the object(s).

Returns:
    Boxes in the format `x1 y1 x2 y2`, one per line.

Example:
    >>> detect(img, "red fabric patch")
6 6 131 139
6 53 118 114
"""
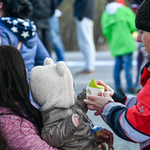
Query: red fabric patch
140 67 150 86
137 78 150 108
126 101 150 135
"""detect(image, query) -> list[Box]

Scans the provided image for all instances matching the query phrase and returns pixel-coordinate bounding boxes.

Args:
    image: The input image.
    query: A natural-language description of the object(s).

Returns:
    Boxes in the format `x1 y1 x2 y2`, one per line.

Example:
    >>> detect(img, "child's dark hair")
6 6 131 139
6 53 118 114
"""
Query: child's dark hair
0 45 42 134
0 0 33 19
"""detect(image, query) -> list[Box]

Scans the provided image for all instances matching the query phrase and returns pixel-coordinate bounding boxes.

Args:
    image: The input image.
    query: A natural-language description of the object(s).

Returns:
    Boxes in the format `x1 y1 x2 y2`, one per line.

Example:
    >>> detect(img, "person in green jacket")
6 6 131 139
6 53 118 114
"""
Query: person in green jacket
101 0 137 93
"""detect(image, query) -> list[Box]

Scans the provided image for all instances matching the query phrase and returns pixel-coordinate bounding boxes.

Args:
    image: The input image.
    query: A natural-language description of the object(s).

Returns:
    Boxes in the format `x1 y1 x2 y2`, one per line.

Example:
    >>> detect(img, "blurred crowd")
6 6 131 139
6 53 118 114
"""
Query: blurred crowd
0 0 149 150
28 0 146 94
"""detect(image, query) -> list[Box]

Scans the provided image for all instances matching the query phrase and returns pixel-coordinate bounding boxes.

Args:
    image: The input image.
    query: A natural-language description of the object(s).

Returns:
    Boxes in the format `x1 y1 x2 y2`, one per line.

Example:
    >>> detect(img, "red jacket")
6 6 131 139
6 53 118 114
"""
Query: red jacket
101 61 150 150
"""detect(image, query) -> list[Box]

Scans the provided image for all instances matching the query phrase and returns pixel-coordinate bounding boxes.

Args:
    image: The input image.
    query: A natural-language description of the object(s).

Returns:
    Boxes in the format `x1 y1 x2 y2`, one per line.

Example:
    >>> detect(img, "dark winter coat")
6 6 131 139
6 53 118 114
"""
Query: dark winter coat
29 0 63 29
74 0 95 21
41 89 99 150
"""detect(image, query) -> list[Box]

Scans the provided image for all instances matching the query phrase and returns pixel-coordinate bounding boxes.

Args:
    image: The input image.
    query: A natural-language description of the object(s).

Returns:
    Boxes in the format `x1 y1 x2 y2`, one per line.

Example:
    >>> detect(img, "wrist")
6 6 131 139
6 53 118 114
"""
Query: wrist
110 91 114 97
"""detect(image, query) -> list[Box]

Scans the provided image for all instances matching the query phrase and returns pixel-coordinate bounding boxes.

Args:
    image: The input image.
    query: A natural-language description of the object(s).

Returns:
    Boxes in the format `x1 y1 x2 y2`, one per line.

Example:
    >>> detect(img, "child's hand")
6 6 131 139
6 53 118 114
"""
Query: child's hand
97 128 114 150
72 114 79 127
76 88 88 113
77 88 86 100
96 80 114 97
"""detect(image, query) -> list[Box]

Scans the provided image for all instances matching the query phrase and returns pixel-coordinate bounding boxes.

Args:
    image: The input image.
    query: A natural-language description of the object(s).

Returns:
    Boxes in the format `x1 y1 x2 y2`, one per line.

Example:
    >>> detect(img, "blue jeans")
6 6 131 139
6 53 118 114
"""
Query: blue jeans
49 15 65 62
114 53 133 90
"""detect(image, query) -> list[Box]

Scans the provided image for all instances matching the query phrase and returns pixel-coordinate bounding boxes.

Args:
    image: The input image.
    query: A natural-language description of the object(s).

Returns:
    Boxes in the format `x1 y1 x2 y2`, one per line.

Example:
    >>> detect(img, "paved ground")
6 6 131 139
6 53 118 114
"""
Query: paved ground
52 50 139 150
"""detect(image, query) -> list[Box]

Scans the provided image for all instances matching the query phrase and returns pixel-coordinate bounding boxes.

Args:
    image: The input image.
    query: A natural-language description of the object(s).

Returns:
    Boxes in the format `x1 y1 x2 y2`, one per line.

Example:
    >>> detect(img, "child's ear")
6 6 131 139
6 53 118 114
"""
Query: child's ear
44 58 54 66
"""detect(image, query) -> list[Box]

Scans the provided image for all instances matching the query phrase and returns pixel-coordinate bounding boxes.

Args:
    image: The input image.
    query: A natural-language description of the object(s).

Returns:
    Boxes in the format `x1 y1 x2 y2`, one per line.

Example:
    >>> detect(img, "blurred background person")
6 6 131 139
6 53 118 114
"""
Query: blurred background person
30 0 63 56
117 0 125 5
128 0 146 92
0 0 50 107
74 0 96 75
101 0 137 94
49 8 65 62
29 0 53 55
0 45 58 150
128 0 143 13
0 0 50 81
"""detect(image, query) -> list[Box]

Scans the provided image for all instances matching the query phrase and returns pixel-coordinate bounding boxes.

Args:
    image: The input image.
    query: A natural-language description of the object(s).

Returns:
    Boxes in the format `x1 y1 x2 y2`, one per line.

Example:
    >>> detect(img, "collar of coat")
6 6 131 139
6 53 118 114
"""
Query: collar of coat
140 61 150 86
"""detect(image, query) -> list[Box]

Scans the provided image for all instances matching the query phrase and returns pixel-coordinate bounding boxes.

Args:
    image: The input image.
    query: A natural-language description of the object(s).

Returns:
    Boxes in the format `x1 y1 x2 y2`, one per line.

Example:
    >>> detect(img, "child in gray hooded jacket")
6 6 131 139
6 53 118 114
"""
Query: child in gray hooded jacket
29 58 114 150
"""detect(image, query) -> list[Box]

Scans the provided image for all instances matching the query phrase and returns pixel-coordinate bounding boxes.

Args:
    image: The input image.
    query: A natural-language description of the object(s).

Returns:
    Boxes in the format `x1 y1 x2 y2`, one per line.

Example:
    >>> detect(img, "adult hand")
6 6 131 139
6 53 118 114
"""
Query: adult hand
83 92 114 116
97 128 114 150
96 80 114 97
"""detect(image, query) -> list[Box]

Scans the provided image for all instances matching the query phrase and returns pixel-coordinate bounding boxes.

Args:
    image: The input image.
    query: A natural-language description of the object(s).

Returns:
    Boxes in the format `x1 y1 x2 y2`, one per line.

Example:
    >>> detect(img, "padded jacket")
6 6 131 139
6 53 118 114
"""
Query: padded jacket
41 89 99 150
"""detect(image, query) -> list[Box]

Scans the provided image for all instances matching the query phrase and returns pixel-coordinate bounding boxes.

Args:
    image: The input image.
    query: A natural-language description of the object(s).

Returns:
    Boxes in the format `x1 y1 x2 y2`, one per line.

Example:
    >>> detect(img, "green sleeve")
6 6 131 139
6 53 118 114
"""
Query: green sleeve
124 7 137 33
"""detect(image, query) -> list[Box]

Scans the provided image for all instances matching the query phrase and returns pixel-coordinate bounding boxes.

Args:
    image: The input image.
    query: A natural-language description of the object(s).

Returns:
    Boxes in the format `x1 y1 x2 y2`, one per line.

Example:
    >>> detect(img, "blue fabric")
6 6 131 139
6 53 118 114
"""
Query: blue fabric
49 15 65 61
0 17 36 42
74 0 85 19
0 17 50 80
112 92 127 104
0 17 50 108
29 90 40 108
114 52 133 90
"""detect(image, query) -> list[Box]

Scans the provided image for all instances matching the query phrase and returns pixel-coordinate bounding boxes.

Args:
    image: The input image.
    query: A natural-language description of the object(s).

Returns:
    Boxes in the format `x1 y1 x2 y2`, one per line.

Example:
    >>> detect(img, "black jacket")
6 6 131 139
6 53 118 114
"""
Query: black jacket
74 0 94 21
29 0 63 28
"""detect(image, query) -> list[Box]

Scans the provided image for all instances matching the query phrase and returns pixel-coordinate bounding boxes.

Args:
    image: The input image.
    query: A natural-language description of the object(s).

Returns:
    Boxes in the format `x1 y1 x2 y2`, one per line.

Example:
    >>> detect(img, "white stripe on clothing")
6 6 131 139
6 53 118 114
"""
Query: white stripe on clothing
120 111 150 143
